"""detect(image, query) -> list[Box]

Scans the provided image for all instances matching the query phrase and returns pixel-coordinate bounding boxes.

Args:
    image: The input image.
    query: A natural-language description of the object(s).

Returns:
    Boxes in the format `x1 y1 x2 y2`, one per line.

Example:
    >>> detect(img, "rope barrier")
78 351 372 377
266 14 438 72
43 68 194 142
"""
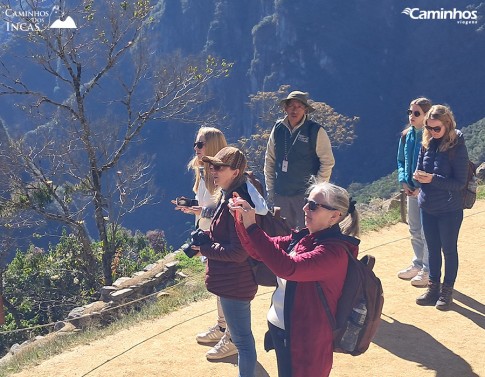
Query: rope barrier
1 207 484 336
0 277 190 336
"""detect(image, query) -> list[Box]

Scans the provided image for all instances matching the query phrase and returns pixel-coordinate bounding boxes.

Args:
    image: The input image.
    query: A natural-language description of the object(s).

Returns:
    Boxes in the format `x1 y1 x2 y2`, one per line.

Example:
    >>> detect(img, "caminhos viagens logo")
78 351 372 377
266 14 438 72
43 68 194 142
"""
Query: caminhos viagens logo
4 1 77 32
401 7 478 25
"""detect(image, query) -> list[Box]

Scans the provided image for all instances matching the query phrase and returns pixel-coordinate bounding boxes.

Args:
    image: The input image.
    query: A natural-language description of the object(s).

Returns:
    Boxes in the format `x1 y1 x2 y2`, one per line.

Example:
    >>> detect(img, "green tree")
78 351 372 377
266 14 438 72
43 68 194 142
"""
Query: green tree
0 1 232 285
0 228 170 356
238 85 359 179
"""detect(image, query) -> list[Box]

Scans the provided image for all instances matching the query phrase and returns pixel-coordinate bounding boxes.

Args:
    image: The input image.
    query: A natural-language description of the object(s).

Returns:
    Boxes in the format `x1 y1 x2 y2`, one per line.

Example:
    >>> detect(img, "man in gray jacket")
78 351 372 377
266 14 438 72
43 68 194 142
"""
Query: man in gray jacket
264 91 335 229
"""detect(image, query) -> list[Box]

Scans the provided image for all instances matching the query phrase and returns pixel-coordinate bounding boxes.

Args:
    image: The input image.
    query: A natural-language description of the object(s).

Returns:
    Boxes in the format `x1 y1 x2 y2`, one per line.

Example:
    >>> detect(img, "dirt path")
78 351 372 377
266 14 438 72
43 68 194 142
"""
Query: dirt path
10 202 485 377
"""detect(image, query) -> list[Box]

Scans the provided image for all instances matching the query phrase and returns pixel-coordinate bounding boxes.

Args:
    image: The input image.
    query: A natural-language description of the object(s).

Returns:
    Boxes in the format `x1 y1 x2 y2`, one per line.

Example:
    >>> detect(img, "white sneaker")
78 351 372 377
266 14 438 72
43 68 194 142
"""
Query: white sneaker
397 265 421 280
196 324 224 344
411 270 429 287
206 331 238 360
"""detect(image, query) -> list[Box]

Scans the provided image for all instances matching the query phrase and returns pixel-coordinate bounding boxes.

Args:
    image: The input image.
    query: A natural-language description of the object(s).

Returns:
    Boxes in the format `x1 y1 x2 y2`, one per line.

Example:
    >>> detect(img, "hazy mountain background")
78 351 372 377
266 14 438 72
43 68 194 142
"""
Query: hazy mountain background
1 0 485 247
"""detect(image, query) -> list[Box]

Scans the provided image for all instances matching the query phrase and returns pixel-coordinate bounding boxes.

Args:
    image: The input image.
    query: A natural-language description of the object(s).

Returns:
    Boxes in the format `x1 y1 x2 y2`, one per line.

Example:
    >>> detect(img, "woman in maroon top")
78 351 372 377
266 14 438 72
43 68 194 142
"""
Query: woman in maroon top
230 182 360 377
191 146 265 377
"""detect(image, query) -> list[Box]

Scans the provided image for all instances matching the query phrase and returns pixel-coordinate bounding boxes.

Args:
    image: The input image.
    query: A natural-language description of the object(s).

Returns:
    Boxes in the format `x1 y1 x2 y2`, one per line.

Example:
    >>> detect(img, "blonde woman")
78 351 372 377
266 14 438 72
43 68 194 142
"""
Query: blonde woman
173 127 237 359
414 105 469 310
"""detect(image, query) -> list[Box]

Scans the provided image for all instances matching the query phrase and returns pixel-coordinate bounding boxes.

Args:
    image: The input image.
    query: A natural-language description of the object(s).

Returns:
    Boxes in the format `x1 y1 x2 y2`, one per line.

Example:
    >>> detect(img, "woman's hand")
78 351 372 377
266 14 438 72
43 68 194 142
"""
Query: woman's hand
402 183 413 196
171 200 202 216
228 196 257 229
190 245 202 257
413 170 433 184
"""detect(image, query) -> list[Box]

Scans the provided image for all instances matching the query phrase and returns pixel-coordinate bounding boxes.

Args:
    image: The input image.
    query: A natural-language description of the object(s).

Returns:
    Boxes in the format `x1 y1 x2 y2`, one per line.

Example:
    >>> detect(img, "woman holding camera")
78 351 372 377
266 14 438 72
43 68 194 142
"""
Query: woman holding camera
191 146 267 377
229 182 360 377
173 127 238 359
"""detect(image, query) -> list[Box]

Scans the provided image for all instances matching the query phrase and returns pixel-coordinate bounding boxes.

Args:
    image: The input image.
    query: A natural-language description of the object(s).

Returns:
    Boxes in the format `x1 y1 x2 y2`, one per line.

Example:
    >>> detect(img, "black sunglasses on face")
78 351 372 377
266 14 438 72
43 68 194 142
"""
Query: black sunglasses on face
209 164 227 171
194 141 205 149
304 198 337 211
425 125 442 133
407 109 422 117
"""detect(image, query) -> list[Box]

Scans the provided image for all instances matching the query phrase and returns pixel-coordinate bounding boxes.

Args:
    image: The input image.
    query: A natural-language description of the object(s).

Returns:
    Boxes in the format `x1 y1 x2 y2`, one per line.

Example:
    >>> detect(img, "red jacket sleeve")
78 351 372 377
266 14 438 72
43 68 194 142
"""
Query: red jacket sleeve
237 221 349 283
235 220 292 261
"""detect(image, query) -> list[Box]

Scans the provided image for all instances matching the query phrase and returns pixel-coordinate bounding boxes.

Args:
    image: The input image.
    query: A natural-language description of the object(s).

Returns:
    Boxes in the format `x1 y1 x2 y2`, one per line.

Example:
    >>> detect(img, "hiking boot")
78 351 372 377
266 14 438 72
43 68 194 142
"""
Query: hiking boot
196 324 225 344
436 284 454 311
411 270 429 287
206 331 238 360
416 280 440 306
398 265 421 280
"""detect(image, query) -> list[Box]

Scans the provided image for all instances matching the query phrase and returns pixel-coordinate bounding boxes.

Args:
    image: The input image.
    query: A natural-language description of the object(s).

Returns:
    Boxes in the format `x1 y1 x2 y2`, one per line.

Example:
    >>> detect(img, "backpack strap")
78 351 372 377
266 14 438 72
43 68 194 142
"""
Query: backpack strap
315 242 353 331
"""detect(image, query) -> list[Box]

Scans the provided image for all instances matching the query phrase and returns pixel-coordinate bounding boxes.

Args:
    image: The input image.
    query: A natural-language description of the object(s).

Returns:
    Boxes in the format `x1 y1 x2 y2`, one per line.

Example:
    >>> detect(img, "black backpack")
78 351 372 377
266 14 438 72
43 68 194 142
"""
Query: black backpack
316 242 384 356
244 171 292 286
462 160 478 209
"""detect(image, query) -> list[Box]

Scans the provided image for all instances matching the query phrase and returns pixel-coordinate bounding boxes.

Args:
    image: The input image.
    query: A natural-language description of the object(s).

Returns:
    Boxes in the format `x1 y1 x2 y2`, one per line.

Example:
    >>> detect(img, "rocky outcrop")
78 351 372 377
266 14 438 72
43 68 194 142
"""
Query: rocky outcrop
0 253 180 365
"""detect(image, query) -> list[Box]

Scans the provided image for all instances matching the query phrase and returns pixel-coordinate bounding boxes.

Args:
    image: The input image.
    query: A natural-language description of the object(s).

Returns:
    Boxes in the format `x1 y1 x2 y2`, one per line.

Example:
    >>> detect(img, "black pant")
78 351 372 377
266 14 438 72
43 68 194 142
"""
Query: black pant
268 321 292 377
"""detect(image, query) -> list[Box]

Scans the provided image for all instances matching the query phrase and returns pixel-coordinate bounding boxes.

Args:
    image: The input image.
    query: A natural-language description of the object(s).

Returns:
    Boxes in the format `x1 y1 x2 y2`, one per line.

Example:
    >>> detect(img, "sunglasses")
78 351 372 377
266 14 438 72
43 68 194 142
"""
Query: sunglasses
304 198 337 212
425 125 442 133
194 141 205 149
209 164 228 171
407 109 422 117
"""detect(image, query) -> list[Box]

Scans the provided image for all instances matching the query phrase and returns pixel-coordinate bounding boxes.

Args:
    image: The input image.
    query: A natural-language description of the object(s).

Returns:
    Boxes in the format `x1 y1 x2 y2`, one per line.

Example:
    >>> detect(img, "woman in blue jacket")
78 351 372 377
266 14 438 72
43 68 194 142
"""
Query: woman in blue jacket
396 97 432 287
413 105 469 310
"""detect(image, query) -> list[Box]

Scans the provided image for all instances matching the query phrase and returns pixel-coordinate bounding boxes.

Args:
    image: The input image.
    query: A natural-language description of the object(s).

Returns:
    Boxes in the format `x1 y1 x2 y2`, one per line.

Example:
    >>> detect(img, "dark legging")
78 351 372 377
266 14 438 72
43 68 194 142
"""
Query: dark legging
421 209 463 286
268 321 292 377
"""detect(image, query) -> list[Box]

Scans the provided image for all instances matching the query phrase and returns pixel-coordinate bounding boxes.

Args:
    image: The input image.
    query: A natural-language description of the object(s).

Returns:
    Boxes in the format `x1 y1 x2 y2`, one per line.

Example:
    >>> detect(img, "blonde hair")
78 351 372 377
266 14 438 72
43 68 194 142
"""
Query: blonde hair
187 127 227 195
307 181 360 237
422 105 458 152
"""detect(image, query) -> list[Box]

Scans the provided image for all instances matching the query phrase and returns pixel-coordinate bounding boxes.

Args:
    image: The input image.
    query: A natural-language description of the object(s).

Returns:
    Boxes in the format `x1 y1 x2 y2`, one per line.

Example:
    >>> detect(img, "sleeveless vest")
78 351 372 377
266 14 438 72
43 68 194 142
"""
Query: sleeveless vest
273 119 321 196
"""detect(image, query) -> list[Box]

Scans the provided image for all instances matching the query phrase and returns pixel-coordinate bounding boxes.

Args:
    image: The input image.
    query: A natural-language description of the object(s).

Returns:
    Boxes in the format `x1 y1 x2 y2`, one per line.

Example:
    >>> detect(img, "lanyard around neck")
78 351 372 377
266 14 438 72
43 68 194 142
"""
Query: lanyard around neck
284 128 302 159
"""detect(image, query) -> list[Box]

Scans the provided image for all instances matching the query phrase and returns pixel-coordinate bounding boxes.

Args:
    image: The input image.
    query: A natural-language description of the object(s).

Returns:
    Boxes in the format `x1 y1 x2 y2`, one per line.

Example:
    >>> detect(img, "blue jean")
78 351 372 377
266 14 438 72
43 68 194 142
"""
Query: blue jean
219 297 256 377
421 209 463 286
268 321 292 377
408 195 429 271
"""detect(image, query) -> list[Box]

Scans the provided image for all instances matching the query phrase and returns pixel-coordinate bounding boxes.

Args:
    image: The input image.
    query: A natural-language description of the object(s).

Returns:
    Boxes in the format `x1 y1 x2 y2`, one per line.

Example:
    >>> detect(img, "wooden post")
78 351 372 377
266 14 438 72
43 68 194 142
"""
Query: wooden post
400 189 407 224
0 294 5 325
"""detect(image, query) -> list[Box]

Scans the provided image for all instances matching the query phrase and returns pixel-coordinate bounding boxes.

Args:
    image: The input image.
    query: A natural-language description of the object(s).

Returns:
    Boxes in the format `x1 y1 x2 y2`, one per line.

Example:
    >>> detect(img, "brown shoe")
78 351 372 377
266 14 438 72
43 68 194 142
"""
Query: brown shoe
436 284 453 311
416 280 440 306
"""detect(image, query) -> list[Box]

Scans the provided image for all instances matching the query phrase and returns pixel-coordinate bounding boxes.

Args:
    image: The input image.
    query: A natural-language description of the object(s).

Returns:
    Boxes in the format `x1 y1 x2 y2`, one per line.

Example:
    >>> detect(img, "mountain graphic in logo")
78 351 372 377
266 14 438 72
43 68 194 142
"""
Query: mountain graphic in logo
50 16 77 29
401 8 412 16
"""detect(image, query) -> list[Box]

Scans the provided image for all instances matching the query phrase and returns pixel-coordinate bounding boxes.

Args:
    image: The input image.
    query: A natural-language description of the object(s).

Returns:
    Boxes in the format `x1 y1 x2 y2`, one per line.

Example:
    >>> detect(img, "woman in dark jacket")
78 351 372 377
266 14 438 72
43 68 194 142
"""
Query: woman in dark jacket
229 182 360 377
414 105 469 310
191 146 266 377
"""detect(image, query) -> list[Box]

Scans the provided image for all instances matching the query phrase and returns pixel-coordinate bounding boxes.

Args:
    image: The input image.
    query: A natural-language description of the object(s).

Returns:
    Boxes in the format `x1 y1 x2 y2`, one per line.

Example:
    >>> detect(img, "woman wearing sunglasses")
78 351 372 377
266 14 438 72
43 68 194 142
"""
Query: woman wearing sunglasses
229 182 360 377
174 127 239 360
413 105 470 311
190 146 268 377
396 97 432 287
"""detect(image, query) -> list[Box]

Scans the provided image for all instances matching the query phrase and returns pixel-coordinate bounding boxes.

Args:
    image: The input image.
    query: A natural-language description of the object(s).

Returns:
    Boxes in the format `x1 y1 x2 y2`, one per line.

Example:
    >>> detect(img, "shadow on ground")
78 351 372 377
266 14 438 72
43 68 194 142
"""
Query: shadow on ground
373 315 480 377
453 290 485 330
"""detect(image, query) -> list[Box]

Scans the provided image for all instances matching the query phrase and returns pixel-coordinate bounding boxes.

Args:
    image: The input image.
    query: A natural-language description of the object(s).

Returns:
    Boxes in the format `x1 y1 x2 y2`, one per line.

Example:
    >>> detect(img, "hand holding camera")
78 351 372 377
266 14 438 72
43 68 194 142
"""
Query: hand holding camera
181 229 212 258
172 197 201 215
174 196 199 207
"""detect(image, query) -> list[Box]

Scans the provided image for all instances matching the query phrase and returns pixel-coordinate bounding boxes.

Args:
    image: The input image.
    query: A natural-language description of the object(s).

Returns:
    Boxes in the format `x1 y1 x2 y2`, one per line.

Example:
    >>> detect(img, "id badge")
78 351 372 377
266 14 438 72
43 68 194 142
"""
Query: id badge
282 159 288 172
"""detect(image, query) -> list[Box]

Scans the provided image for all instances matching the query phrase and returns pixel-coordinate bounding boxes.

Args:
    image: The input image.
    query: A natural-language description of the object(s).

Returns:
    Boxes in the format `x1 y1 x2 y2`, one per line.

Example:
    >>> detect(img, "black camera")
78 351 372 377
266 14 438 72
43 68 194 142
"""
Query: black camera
181 229 211 258
176 197 199 207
